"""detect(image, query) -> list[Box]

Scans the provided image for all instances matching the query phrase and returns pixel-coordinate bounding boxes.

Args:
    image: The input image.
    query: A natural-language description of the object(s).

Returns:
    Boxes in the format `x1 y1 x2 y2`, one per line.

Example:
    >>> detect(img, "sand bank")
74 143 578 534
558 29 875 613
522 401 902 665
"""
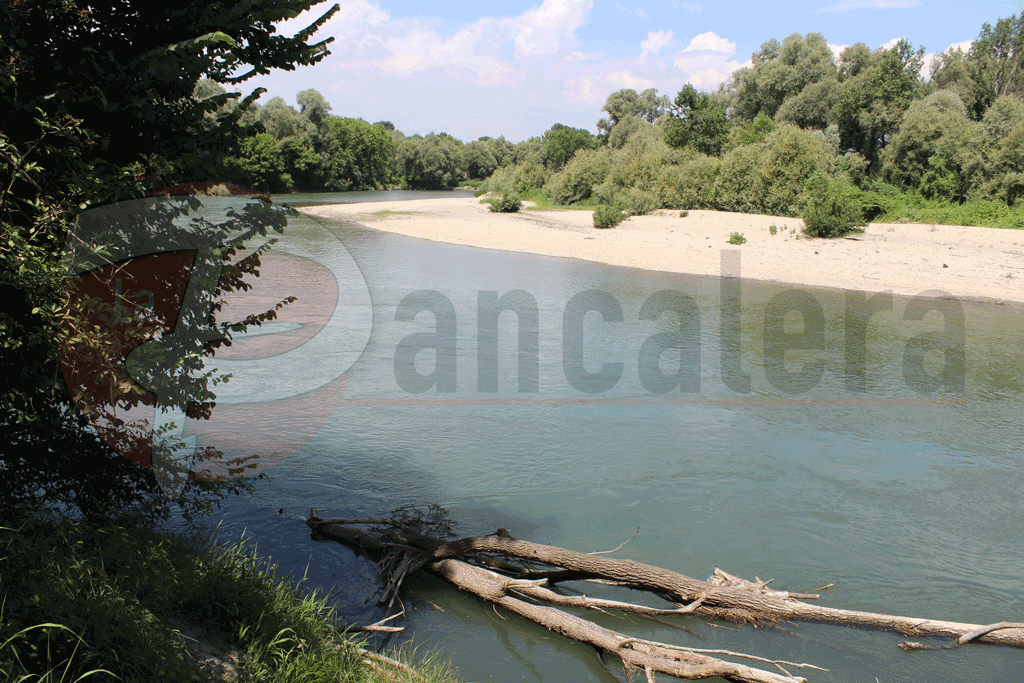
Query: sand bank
299 196 1024 305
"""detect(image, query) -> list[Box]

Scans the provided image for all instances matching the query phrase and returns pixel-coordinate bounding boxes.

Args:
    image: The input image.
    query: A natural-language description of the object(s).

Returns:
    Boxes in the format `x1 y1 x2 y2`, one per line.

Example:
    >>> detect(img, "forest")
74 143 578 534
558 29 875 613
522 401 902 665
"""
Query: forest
218 14 1024 236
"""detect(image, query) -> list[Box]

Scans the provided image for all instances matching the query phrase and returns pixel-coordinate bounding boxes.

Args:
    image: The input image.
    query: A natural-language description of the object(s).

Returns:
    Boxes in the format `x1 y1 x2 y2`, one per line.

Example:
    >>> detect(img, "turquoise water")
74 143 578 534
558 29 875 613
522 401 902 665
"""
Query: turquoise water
172 192 1024 682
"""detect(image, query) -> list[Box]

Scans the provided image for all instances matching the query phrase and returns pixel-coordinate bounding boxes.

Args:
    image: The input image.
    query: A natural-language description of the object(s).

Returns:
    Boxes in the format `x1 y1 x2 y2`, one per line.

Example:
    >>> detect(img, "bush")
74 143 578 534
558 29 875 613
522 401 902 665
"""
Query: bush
547 148 612 205
489 192 523 213
728 232 746 245
621 187 659 216
593 205 627 229
801 172 867 237
680 211 689 218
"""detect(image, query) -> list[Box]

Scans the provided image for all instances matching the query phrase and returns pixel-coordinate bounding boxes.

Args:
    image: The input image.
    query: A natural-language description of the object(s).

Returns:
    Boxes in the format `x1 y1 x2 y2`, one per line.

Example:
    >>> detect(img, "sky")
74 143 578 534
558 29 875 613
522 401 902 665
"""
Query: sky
244 0 1024 142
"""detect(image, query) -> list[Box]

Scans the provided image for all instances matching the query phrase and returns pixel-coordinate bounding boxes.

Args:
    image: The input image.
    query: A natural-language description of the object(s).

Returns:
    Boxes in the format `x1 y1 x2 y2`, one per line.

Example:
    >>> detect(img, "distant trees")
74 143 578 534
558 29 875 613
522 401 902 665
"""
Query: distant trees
597 88 669 138
663 84 729 155
833 39 925 170
730 33 838 122
541 124 597 171
396 133 463 189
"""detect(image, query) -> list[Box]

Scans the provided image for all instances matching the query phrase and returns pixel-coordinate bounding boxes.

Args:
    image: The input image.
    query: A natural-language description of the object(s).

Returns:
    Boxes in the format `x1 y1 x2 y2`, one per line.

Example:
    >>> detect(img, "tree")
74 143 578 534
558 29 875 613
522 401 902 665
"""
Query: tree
296 88 333 128
834 39 925 171
396 133 464 189
970 14 1024 102
663 84 729 156
881 90 975 197
324 117 396 190
0 0 339 521
224 133 293 191
597 88 668 137
775 79 840 130
540 124 597 171
460 141 499 179
930 47 983 118
258 97 314 140
730 33 838 122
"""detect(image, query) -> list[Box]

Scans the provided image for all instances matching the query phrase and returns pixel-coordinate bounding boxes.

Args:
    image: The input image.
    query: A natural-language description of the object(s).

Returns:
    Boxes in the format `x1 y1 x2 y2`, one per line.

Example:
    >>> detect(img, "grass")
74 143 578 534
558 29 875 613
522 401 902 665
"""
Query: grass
855 185 1024 230
371 210 417 217
728 232 746 245
0 515 456 683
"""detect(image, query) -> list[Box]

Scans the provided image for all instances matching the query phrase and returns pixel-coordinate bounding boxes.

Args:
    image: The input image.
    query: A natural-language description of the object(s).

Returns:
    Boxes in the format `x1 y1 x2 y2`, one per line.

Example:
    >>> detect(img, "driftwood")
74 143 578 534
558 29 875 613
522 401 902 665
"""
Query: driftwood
307 508 1024 682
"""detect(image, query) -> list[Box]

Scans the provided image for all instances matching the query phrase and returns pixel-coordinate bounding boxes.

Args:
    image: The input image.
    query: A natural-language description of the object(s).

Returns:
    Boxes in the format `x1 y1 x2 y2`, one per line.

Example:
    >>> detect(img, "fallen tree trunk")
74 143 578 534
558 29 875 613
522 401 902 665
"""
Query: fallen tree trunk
306 509 1024 682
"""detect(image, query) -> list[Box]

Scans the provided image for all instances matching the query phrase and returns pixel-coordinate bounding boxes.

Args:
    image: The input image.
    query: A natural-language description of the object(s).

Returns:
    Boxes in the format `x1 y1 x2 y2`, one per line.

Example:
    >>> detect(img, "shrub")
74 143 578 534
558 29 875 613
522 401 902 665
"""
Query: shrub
489 192 523 213
593 205 627 229
769 224 777 235
728 232 746 245
547 148 612 205
621 187 659 216
801 172 867 237
680 211 689 218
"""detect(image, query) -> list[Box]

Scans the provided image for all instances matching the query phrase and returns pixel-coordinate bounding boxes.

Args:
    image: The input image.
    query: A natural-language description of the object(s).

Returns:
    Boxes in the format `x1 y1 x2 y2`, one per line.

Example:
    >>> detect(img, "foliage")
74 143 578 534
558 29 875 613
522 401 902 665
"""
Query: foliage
730 32 838 122
323 117 396 190
593 205 627 229
834 39 925 170
608 114 646 149
488 192 523 213
801 171 867 237
0 0 338 522
460 141 499 180
224 133 292 192
716 124 833 216
970 14 1024 104
541 124 597 171
776 78 840 130
396 133 464 190
728 112 777 149
664 85 729 155
881 90 975 197
875 192 1024 229
728 232 747 245
597 88 668 137
653 152 721 210
545 148 612 204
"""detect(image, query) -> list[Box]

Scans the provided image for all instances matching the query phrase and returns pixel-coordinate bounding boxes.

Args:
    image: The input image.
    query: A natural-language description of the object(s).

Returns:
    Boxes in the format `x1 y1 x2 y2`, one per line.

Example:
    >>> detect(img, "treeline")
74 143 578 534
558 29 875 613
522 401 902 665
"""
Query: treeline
200 82 517 192
483 14 1024 234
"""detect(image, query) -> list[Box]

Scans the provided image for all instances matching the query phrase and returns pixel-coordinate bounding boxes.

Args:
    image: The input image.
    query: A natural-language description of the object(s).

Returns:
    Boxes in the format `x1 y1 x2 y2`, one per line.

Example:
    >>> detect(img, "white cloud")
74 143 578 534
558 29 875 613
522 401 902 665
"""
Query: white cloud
513 0 593 59
683 32 736 54
616 3 631 13
814 0 920 14
672 2 703 12
636 8 650 19
247 1 748 140
879 36 904 50
921 40 975 80
640 30 674 64
829 43 848 63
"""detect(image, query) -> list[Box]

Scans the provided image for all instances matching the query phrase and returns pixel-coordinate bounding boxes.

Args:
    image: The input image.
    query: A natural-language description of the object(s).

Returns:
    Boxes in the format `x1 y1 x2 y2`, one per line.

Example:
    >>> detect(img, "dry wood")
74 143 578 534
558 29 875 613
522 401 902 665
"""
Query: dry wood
307 510 1024 682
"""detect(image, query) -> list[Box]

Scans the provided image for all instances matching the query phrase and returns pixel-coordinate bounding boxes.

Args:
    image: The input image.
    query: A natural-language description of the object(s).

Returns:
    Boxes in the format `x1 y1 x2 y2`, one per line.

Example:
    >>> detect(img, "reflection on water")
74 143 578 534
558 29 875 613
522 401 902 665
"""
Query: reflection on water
172 192 1024 682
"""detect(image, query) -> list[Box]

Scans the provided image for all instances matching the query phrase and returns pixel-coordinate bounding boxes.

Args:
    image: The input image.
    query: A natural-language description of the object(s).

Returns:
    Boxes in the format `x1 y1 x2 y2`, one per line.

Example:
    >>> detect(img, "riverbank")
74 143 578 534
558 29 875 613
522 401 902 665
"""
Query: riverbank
0 516 455 683
299 196 1024 305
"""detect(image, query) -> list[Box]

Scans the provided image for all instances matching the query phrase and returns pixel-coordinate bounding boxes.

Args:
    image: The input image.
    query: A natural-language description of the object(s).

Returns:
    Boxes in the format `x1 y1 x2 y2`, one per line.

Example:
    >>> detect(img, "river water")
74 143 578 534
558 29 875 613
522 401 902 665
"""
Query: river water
171 191 1023 682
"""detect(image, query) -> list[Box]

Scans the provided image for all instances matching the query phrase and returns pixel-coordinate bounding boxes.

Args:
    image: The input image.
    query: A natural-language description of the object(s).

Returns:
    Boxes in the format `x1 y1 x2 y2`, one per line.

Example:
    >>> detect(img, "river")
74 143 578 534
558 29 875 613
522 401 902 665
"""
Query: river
171 190 1024 682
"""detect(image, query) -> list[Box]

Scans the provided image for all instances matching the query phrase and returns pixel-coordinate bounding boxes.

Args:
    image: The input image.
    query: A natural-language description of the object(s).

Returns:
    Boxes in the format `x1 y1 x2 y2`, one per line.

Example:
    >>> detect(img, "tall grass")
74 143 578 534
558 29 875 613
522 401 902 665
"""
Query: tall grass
0 516 456 683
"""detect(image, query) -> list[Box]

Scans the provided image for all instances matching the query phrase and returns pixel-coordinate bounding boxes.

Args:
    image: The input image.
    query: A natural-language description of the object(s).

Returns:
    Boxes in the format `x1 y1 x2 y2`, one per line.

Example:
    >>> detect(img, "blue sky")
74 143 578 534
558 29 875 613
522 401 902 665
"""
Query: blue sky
245 0 1023 142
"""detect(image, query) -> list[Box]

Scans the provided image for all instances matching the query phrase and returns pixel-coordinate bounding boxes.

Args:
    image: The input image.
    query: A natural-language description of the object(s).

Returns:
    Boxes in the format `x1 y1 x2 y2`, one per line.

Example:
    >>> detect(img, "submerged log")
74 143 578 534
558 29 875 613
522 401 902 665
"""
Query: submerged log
306 509 1024 682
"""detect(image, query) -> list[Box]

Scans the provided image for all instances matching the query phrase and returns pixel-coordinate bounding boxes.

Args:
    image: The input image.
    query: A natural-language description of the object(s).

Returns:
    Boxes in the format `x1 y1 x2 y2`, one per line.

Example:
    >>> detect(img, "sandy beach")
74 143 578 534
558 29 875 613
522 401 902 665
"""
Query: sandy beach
300 196 1024 305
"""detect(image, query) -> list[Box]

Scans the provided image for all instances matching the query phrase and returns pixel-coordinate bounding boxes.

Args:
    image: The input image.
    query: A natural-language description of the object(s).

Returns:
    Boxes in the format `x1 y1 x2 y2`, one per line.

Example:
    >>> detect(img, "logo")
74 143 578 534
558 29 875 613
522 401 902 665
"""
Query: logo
61 189 372 498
